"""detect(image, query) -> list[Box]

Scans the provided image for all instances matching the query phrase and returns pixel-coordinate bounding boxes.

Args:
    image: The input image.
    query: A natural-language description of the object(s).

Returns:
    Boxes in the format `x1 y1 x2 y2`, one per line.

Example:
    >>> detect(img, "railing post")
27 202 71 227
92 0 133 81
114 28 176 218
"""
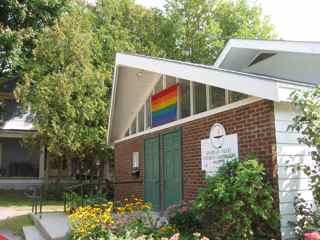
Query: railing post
64 192 67 213
81 184 84 207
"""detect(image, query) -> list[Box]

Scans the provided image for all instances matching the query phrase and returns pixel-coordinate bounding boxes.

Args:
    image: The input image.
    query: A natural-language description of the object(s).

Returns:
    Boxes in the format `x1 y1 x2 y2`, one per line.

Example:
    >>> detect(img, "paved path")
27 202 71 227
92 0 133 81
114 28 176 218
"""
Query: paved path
0 208 29 220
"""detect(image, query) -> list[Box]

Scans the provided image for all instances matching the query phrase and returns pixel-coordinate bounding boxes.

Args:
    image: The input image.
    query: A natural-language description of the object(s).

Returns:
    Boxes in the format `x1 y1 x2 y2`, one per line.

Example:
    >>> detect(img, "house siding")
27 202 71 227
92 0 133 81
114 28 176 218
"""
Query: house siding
274 102 314 240
115 99 279 205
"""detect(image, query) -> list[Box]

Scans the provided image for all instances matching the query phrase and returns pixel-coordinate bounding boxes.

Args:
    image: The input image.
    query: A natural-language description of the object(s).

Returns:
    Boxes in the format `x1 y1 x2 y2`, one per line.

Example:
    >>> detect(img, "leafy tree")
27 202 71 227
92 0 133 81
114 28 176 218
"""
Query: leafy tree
0 0 71 82
290 87 320 206
164 0 277 64
93 0 168 71
15 4 111 182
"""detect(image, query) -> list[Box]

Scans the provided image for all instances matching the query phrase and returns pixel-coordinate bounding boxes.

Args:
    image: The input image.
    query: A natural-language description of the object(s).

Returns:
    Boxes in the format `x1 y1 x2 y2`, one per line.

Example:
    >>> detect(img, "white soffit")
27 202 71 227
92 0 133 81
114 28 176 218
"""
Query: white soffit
215 39 320 68
108 53 296 144
116 53 280 100
215 39 320 86
108 65 161 143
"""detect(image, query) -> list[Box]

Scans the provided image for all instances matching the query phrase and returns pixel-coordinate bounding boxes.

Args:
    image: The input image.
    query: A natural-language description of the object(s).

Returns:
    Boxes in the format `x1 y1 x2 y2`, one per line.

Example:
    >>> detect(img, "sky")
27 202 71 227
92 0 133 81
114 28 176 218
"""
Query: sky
135 0 320 42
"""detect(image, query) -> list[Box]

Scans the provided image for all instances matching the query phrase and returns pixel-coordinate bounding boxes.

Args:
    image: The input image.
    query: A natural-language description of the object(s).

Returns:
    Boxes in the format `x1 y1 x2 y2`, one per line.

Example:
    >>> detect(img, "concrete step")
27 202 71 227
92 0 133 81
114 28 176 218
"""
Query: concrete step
23 226 45 240
31 213 70 240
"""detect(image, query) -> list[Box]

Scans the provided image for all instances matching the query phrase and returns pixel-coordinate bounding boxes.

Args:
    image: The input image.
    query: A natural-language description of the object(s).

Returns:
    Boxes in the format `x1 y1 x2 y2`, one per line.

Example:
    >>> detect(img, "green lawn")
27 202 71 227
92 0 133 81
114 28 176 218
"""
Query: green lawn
0 190 65 237
0 215 33 236
0 190 63 207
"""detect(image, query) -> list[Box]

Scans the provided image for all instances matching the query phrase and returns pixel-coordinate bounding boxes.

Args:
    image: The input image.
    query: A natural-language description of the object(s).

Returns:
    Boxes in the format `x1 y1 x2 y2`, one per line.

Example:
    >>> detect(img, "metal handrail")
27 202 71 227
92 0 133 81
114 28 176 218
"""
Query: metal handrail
63 182 101 213
24 185 43 217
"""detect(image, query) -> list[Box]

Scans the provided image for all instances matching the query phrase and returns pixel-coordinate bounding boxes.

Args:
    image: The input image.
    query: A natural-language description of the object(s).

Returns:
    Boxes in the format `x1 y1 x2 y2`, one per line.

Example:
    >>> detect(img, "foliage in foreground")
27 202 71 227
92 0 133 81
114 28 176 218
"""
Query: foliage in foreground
69 197 208 240
192 158 279 240
290 87 320 238
69 159 279 240
0 215 33 236
291 87 320 206
290 195 320 239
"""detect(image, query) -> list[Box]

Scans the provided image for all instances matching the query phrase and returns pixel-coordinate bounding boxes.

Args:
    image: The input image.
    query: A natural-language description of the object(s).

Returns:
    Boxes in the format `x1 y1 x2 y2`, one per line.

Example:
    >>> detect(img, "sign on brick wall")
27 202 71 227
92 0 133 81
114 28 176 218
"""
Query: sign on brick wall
201 123 239 176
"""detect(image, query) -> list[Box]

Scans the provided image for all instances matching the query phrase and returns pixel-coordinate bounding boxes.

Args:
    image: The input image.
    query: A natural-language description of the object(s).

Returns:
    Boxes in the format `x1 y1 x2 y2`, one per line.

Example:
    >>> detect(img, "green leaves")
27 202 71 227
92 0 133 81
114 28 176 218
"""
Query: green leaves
291 86 320 207
164 0 276 65
193 158 279 239
15 5 110 163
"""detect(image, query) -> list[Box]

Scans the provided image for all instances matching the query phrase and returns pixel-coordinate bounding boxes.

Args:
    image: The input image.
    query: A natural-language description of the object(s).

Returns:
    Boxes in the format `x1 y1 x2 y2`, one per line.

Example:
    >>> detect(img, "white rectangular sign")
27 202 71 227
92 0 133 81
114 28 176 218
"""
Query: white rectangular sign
201 134 239 176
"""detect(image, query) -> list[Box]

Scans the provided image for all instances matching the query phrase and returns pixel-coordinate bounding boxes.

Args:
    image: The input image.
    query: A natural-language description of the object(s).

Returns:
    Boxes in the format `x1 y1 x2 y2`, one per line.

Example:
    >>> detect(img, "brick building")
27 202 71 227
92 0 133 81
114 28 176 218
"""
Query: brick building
108 39 320 239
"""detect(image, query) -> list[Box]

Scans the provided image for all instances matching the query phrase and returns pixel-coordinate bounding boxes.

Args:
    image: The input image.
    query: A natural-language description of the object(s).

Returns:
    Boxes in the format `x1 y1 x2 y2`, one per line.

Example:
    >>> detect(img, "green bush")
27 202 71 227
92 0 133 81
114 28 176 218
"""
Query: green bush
291 194 320 239
165 201 201 237
193 157 280 240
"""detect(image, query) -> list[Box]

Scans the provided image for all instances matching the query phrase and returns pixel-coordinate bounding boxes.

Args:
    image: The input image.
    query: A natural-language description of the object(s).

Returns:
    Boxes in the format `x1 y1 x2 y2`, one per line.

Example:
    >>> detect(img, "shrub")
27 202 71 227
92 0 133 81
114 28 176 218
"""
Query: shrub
69 197 208 240
165 201 200 237
291 194 320 239
193 157 279 240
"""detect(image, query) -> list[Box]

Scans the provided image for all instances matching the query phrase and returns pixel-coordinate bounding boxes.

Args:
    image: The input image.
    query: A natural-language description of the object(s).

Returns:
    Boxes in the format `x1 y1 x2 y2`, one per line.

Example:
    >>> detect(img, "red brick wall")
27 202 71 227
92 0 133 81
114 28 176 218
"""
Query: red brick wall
114 100 278 203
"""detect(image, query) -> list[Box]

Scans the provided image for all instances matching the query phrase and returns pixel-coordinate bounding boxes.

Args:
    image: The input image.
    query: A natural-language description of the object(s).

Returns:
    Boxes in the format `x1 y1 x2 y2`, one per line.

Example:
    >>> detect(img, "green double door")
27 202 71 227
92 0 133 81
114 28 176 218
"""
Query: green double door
144 129 182 211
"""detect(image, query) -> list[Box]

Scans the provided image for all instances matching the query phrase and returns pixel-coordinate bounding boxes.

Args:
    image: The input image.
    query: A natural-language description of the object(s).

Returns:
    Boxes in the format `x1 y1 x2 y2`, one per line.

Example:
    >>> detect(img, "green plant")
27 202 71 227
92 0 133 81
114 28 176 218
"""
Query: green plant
290 87 320 206
290 194 320 239
165 201 200 237
193 157 279 240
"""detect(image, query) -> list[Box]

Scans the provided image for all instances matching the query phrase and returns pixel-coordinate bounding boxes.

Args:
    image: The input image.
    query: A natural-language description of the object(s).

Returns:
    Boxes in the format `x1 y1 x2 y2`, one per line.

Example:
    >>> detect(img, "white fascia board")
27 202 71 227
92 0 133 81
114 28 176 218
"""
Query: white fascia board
116 53 280 101
277 82 313 102
107 65 119 145
214 39 234 67
215 39 320 68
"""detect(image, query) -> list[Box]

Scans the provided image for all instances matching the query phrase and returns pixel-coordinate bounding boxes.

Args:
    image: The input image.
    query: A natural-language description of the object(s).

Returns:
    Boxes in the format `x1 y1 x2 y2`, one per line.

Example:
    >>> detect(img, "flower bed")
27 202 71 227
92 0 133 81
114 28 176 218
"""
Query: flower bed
69 158 279 240
69 197 208 240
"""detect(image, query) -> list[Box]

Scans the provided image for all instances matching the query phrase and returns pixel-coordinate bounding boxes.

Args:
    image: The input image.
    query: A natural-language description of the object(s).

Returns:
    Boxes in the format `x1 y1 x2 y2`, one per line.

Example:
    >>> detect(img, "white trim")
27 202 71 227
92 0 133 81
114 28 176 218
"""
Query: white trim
107 66 119 144
115 53 280 101
136 114 139 133
144 103 147 130
114 96 261 144
277 82 313 102
108 51 315 144
176 78 181 120
215 39 320 68
225 90 229 104
206 85 210 111
163 75 166 89
190 81 195 115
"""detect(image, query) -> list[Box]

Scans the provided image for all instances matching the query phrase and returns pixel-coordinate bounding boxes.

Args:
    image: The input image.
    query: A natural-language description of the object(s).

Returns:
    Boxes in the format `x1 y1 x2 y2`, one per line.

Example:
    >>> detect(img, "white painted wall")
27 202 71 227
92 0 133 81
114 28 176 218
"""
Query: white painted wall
274 102 314 240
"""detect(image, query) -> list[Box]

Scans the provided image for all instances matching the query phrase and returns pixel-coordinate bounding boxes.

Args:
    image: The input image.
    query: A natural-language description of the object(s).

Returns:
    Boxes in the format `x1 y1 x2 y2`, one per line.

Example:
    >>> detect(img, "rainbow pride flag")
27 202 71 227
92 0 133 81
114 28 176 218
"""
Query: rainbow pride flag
152 84 178 127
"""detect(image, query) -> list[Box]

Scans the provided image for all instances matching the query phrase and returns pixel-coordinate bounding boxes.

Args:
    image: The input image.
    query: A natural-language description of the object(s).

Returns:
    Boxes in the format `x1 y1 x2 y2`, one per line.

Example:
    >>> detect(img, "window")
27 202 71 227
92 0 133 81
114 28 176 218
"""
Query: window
229 91 247 103
131 118 136 134
166 75 176 87
154 77 163 94
138 107 144 132
146 96 151 129
193 82 207 114
179 79 190 118
210 86 226 109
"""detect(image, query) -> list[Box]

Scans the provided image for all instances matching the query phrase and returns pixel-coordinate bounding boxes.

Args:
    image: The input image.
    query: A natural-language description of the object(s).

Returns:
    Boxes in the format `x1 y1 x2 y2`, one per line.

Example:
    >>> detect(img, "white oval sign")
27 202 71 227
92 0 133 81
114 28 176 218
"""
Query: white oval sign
209 123 226 149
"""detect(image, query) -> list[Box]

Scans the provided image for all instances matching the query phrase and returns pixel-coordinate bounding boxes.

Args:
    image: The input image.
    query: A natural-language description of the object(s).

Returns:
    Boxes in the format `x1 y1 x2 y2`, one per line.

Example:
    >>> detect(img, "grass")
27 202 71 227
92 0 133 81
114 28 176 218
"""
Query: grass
0 190 65 237
0 190 64 207
0 214 33 236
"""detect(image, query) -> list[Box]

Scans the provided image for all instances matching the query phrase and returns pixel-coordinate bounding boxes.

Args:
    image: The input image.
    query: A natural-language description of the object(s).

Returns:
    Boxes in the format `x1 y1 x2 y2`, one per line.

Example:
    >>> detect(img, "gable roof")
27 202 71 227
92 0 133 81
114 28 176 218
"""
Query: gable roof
108 52 313 144
215 39 320 86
